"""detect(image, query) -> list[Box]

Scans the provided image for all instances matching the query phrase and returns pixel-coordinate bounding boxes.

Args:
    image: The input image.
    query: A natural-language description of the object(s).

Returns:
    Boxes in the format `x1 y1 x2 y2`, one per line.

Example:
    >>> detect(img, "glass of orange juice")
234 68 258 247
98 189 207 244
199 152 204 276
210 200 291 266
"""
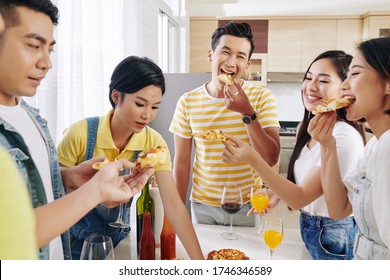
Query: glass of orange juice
263 217 283 259
250 184 269 236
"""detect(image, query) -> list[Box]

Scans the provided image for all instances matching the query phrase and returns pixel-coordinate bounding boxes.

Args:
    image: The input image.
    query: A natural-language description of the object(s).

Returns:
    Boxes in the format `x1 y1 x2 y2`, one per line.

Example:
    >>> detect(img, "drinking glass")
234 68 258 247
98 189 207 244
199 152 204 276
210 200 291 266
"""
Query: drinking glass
221 185 243 240
250 184 269 236
108 203 130 228
80 235 115 260
263 217 283 259
109 169 130 228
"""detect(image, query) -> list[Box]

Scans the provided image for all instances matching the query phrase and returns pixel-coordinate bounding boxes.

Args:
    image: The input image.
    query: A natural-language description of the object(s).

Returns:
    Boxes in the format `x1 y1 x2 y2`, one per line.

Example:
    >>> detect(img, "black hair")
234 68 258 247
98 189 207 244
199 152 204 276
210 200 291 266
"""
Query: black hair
287 50 366 183
211 21 255 59
0 0 59 27
108 56 165 108
358 37 390 115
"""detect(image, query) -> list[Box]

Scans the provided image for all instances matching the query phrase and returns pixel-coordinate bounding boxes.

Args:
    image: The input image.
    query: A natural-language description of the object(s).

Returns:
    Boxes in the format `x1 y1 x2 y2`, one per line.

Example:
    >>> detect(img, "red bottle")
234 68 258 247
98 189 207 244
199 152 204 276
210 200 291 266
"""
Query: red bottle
160 213 176 260
139 211 155 260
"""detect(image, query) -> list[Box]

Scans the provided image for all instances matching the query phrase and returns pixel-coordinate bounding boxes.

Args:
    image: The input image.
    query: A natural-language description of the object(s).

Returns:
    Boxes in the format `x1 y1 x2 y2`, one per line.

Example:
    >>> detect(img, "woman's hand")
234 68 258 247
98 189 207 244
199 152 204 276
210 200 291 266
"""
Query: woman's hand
308 111 337 148
247 189 280 216
221 136 255 164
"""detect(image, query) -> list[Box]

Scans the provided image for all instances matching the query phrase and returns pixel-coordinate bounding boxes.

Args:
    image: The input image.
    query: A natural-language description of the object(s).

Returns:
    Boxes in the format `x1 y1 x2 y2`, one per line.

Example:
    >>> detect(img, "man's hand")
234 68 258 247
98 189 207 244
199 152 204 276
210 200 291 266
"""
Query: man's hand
61 157 105 193
223 81 253 116
89 159 154 208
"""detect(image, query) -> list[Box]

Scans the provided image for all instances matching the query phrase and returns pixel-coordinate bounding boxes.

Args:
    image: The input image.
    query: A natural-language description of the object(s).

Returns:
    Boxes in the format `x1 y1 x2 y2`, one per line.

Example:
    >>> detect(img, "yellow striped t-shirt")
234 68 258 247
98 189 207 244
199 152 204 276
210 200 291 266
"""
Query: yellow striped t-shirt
169 81 279 206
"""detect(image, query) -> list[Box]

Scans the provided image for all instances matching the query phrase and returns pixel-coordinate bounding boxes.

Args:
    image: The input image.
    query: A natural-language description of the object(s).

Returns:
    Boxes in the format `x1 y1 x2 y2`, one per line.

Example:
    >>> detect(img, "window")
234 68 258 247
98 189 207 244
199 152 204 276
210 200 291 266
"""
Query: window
158 10 180 73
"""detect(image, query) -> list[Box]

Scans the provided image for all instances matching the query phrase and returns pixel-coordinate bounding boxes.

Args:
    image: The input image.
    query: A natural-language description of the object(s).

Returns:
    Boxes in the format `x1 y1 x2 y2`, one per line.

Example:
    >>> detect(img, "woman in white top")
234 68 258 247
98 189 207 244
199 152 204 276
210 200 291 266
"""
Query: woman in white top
221 50 366 259
308 37 390 260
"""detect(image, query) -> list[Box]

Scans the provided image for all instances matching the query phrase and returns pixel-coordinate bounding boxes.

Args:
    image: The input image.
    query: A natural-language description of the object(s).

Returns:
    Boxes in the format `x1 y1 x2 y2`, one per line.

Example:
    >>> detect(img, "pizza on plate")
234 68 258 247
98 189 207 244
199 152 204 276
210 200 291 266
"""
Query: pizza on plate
217 73 234 85
92 158 114 170
135 146 168 170
312 96 355 115
207 249 249 260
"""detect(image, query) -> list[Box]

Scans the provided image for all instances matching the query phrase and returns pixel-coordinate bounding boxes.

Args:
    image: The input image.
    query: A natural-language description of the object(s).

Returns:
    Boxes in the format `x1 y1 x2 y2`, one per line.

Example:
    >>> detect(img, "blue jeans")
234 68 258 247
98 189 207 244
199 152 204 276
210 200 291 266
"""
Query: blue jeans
300 211 358 260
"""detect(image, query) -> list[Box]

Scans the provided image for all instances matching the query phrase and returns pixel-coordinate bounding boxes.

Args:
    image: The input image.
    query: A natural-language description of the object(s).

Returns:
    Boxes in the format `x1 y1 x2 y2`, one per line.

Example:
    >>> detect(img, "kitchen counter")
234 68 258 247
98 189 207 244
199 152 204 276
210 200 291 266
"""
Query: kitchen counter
115 223 311 260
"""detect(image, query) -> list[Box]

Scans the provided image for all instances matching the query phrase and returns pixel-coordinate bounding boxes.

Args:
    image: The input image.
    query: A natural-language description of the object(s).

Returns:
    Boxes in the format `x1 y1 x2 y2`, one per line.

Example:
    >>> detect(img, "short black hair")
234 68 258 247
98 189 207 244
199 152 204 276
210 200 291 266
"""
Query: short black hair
109 56 165 108
0 0 59 28
211 21 255 59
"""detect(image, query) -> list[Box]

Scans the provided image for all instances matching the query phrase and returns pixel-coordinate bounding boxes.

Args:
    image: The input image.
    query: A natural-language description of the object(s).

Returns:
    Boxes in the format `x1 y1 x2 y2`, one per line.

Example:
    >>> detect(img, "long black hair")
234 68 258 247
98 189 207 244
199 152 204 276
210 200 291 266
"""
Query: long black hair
108 56 165 108
287 50 366 183
357 37 390 115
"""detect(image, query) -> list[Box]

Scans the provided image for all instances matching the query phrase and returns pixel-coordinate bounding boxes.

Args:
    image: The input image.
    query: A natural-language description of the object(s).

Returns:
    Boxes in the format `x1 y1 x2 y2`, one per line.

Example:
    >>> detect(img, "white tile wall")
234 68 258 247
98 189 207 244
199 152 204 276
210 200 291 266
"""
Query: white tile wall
267 83 305 121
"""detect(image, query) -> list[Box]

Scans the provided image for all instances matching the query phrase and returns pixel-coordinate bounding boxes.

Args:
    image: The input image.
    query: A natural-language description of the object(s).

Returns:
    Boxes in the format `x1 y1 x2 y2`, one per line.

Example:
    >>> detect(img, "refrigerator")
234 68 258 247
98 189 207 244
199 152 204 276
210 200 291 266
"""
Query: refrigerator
149 73 211 211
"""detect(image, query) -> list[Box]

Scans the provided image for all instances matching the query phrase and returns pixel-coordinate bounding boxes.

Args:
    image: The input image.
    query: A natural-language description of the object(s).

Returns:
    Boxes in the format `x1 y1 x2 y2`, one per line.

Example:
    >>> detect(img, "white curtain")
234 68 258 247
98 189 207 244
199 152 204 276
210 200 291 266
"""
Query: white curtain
28 0 127 144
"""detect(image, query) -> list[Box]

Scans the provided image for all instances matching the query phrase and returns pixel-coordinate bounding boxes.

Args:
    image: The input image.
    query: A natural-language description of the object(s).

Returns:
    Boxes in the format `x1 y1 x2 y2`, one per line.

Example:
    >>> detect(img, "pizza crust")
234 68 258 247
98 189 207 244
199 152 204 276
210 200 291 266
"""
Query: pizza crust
207 249 249 260
312 96 355 115
217 73 234 85
135 146 168 170
92 158 114 170
192 130 235 145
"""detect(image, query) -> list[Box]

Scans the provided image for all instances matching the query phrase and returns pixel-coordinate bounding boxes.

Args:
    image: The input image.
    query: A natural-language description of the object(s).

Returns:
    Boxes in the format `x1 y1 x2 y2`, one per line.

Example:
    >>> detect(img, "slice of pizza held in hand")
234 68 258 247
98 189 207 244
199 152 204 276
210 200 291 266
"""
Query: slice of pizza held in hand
92 158 114 170
135 146 168 170
312 96 355 115
192 130 236 145
217 73 234 85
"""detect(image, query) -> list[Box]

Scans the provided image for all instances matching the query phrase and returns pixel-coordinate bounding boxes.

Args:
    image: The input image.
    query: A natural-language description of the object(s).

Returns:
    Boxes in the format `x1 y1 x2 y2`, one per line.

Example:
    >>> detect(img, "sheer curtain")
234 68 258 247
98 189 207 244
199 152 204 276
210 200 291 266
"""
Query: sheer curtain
29 0 126 143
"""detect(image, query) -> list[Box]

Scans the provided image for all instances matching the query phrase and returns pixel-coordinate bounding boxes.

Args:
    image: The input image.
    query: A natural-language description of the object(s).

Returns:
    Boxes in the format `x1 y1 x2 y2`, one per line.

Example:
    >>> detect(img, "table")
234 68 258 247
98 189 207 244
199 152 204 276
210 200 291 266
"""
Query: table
115 223 311 260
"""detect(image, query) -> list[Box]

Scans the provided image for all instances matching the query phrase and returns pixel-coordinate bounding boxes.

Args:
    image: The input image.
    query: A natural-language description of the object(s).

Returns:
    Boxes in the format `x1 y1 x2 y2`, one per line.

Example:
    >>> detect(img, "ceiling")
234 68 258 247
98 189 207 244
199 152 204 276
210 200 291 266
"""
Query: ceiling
189 0 390 17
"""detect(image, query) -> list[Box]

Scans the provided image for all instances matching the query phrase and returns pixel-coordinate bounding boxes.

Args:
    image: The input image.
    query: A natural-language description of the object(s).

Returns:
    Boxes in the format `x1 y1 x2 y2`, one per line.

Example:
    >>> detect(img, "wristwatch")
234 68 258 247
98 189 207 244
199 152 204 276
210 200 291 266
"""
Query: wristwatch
242 111 257 124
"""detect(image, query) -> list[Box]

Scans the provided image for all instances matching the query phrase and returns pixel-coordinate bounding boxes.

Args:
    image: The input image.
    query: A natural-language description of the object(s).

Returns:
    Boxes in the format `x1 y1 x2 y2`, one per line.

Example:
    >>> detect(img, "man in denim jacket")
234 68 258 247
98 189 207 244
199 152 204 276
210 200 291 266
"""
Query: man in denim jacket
0 0 154 260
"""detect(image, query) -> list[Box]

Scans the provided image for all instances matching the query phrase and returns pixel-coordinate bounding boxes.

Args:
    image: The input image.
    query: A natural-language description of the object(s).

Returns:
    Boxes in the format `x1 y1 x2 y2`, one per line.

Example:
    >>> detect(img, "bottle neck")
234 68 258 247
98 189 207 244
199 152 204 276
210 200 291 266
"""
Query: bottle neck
142 212 153 232
141 183 150 196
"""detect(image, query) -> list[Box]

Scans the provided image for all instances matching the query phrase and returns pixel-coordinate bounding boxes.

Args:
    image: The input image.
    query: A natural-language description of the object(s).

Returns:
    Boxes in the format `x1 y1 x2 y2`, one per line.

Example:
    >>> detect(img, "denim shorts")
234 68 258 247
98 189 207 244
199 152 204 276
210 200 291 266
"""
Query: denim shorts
300 211 358 260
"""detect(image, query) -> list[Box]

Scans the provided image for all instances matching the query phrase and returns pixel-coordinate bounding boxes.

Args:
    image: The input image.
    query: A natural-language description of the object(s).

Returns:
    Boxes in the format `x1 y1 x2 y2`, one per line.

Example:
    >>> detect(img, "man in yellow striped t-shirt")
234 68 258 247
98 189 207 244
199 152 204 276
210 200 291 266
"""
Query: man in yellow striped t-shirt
169 21 280 226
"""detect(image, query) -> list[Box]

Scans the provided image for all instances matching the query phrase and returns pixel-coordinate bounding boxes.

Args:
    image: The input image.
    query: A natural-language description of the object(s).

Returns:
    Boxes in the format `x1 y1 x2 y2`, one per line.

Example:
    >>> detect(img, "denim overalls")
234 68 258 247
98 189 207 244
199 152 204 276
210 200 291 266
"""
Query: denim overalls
69 117 141 260
350 175 390 259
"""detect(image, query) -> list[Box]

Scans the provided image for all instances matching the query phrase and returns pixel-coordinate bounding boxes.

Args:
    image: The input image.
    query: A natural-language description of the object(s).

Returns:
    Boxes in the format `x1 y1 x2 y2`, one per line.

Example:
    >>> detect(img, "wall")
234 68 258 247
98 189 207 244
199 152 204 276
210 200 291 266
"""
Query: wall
267 83 305 122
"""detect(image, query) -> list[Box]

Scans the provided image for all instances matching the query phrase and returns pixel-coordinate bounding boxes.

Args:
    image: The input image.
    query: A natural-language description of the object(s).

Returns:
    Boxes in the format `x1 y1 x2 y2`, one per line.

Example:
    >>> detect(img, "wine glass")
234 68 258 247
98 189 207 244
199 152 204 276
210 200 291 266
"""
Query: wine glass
263 217 283 259
250 184 269 236
108 203 130 228
109 169 130 228
221 185 243 240
80 235 115 260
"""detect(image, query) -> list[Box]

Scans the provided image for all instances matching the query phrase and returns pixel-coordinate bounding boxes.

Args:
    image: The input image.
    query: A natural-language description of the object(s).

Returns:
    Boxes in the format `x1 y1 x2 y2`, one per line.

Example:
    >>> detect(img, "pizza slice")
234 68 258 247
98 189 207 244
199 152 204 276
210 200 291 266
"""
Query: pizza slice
192 129 236 145
135 146 168 170
92 158 114 170
312 96 355 115
217 73 234 85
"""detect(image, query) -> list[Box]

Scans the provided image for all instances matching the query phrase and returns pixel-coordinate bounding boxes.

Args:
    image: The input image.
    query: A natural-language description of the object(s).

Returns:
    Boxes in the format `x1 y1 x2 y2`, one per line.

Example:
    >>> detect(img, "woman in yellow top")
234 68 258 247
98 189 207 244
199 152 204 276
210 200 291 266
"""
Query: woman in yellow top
57 56 204 260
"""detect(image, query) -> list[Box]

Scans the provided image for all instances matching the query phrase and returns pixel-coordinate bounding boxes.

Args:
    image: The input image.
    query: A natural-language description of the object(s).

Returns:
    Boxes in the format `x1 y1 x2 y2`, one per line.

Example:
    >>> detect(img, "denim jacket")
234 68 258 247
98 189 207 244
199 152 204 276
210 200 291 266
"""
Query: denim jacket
0 99 71 260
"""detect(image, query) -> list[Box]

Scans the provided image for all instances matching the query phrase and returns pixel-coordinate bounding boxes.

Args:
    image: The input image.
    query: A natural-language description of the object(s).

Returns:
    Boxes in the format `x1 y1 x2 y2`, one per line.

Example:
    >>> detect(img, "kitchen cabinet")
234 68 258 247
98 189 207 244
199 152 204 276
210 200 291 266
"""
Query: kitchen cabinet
190 19 268 74
190 20 218 73
268 18 363 72
190 17 364 75
244 53 268 86
363 14 390 39
336 19 363 55
267 20 302 72
300 20 338 71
